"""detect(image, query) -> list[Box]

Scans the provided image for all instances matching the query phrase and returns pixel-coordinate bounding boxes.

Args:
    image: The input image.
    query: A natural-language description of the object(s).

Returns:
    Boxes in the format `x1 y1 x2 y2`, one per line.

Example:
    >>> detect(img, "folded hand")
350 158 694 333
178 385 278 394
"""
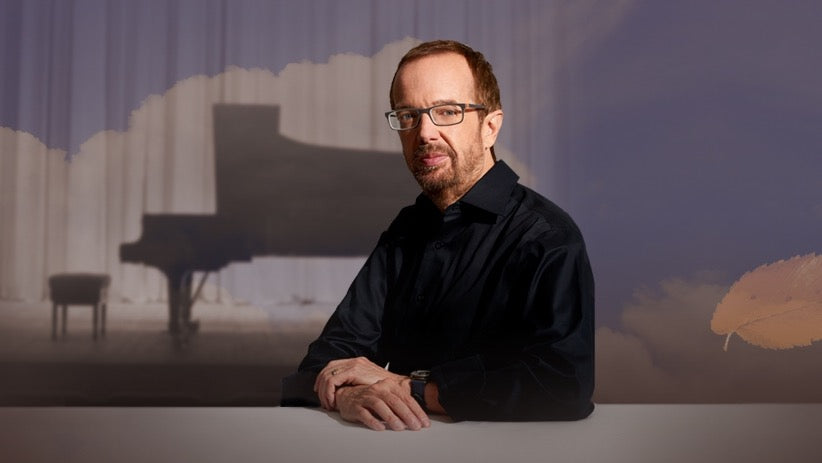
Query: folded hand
336 378 430 431
314 356 405 410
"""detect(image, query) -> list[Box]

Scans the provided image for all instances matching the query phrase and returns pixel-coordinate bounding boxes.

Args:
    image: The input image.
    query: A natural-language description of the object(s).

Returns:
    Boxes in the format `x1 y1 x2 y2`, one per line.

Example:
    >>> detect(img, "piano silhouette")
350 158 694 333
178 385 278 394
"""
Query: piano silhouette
121 104 418 339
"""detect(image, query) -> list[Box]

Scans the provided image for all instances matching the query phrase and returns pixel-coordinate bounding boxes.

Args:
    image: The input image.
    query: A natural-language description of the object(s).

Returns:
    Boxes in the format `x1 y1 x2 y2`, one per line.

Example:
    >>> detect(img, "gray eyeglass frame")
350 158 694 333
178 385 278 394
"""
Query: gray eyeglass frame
384 103 486 131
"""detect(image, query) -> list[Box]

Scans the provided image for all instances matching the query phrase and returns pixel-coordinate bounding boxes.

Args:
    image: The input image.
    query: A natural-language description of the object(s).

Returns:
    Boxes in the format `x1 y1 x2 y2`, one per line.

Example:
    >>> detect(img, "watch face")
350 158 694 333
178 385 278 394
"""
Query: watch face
410 370 431 381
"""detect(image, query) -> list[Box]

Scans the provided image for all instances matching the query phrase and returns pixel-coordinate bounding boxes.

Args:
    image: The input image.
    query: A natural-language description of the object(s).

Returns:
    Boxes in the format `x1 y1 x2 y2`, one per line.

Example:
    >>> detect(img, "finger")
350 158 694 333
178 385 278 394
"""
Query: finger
315 371 330 409
324 371 356 410
367 400 406 431
317 372 340 409
319 373 345 409
315 361 347 408
355 408 386 432
314 358 352 388
323 379 338 410
385 395 427 431
314 361 340 392
319 374 354 410
319 384 330 410
402 394 431 428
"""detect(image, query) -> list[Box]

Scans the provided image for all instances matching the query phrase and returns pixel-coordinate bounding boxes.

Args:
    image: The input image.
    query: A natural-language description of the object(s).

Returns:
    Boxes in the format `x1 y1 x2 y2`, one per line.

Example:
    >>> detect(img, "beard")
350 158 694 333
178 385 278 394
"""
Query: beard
410 144 460 194
410 142 484 196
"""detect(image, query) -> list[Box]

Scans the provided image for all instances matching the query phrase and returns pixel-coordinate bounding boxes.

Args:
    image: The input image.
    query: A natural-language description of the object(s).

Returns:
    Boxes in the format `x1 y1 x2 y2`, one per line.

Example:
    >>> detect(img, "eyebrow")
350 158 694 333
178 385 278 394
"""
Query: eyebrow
393 99 461 110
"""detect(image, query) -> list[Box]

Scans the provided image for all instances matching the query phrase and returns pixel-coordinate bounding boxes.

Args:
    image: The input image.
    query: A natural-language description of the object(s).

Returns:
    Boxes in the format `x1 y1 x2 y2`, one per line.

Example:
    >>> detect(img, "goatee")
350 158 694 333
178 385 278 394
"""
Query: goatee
411 145 459 194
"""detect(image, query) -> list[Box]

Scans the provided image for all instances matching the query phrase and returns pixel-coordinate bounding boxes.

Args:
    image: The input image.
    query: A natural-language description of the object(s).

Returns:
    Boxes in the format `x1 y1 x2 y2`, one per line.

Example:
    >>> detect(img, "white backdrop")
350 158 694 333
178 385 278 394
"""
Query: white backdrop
0 1 630 304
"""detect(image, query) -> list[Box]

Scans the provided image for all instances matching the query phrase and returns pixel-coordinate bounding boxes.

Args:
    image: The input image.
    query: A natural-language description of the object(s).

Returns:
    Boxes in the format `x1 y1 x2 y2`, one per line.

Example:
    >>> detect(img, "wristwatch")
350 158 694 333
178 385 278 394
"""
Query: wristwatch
409 370 431 410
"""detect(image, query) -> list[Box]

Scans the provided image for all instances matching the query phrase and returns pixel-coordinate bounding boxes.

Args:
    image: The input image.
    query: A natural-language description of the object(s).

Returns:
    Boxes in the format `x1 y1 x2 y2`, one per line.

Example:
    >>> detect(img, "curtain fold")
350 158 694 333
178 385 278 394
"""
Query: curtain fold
0 0 622 306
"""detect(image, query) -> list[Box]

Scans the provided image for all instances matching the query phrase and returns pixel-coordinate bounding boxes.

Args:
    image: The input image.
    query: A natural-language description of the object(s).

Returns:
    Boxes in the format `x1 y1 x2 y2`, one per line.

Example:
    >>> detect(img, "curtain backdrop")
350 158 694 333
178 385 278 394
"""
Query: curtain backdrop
5 1 822 403
0 0 632 304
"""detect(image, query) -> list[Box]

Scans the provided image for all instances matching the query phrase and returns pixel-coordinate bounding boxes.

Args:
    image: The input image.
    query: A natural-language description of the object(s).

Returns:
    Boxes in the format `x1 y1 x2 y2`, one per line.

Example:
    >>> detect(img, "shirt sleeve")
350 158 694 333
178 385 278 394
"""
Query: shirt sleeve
280 238 390 406
429 234 596 421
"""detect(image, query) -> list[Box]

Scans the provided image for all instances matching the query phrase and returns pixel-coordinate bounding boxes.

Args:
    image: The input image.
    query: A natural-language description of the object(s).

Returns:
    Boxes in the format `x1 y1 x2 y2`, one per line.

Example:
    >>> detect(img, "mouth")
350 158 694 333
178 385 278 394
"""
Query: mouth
414 145 451 169
418 153 448 167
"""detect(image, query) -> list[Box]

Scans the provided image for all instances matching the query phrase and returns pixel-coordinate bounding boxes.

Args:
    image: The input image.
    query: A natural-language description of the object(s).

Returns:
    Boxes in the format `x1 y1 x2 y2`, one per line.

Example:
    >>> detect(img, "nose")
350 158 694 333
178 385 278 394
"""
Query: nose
416 111 440 142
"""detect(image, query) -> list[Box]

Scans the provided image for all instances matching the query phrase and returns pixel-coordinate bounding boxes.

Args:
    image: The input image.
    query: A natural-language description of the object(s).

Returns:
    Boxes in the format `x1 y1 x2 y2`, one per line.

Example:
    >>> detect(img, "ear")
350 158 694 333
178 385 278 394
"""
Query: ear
481 109 504 150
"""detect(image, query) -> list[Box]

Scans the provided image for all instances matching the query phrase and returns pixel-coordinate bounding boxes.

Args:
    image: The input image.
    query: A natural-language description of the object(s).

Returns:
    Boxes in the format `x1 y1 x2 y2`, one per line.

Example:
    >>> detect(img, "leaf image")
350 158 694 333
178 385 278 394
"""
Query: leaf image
711 253 822 351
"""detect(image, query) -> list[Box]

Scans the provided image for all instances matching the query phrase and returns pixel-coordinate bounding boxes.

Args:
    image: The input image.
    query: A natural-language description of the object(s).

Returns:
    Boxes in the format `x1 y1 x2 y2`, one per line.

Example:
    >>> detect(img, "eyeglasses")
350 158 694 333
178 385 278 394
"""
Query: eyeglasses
385 103 486 131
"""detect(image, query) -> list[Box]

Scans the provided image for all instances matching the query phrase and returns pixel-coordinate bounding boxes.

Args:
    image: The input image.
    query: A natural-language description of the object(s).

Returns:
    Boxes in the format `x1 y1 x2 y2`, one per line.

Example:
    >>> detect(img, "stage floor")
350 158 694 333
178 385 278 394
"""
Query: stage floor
0 300 327 405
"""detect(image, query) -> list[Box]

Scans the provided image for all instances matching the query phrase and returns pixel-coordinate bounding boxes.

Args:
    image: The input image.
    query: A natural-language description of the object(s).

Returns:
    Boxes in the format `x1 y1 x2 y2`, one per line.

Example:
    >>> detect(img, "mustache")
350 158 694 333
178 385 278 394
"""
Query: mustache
414 144 454 158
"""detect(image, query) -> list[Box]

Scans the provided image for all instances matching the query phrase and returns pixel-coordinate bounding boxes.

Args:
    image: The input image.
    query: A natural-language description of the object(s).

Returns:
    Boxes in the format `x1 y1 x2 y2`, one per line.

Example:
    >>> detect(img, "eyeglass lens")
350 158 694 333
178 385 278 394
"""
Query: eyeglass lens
390 104 464 129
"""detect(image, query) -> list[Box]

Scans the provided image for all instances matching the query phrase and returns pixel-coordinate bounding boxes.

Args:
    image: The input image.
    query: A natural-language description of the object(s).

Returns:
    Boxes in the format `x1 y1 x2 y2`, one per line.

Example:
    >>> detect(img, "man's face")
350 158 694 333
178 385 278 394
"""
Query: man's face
391 53 497 199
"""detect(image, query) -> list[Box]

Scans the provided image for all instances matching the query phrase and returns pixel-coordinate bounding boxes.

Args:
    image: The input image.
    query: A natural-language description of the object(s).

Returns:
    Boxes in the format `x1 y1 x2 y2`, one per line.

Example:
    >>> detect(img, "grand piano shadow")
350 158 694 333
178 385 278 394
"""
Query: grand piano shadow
120 104 418 345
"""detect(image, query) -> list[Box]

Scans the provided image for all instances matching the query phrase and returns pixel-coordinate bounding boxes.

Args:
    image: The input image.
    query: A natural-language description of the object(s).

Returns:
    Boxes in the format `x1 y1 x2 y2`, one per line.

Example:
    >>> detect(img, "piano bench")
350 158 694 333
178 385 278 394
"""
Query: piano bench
48 273 110 341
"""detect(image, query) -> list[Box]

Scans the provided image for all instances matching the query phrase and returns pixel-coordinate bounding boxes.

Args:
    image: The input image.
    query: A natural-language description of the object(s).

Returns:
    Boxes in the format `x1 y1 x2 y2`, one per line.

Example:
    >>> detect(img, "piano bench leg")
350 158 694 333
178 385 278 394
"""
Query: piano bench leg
101 302 107 338
61 305 67 337
51 303 58 340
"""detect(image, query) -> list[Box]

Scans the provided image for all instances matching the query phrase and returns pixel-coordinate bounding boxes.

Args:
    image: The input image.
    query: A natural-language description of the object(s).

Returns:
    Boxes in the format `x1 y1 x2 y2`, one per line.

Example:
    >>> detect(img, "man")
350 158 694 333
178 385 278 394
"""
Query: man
281 40 594 431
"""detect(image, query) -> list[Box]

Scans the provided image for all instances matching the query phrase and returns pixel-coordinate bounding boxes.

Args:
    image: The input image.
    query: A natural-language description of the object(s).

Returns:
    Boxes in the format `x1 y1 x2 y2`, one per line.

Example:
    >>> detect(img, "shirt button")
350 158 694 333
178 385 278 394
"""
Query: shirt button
415 294 425 303
434 241 444 249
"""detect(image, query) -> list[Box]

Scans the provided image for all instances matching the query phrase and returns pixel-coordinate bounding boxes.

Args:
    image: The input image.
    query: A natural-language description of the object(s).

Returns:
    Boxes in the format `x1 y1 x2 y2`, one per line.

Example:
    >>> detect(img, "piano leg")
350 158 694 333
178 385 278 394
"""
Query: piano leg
167 272 183 334
180 272 194 329
166 271 199 338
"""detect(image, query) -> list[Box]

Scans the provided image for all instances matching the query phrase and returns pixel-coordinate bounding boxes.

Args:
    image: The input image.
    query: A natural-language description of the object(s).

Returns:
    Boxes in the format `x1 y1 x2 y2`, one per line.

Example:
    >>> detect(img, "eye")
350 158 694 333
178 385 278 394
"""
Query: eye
435 107 459 117
396 111 417 122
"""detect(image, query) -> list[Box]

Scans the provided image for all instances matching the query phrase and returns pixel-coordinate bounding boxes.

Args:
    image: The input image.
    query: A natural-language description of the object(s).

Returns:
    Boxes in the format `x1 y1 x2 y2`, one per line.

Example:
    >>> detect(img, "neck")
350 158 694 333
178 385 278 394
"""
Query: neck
426 188 466 212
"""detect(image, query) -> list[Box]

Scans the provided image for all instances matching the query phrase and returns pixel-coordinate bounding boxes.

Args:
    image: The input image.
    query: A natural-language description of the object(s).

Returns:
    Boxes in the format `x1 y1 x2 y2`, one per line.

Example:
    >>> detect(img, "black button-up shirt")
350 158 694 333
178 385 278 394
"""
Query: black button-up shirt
282 161 595 421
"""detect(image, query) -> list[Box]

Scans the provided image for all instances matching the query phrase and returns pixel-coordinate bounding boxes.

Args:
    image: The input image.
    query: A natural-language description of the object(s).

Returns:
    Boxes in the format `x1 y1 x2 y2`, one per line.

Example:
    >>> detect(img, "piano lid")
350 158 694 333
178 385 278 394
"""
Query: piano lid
212 104 419 256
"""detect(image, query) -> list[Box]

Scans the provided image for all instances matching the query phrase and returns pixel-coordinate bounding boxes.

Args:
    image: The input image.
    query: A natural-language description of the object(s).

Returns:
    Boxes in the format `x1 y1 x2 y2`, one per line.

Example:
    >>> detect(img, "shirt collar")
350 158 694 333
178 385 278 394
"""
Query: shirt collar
414 161 519 219
458 161 519 217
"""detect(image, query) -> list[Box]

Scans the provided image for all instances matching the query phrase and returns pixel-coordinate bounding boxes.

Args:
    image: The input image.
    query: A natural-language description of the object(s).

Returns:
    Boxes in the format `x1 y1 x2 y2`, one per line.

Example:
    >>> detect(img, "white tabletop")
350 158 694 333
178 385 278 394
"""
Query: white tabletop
1 404 820 463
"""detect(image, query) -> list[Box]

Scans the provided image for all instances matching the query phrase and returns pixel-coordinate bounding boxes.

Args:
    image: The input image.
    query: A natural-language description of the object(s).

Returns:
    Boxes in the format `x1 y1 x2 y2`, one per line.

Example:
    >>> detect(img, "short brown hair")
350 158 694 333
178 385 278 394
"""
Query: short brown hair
389 40 502 113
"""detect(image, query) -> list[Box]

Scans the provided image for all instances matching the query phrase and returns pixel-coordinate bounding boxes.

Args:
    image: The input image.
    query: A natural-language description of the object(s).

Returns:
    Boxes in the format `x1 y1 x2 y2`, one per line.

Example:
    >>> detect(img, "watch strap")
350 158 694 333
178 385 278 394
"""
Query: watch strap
409 370 430 411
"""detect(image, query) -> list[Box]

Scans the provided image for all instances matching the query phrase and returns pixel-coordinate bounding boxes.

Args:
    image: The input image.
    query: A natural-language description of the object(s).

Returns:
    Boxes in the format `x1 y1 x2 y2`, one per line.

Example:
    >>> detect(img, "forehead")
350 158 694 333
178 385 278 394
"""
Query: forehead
392 52 476 107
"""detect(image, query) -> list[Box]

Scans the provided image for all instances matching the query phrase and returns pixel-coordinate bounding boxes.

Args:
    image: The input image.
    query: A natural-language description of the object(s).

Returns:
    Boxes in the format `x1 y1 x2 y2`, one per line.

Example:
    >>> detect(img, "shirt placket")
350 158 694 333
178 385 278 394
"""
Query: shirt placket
411 206 462 314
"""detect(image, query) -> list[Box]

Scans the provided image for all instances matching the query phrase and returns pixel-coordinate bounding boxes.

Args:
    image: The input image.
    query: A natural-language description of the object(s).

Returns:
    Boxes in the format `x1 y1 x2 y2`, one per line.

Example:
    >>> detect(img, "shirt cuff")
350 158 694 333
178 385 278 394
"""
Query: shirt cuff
429 355 486 419
280 371 320 407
